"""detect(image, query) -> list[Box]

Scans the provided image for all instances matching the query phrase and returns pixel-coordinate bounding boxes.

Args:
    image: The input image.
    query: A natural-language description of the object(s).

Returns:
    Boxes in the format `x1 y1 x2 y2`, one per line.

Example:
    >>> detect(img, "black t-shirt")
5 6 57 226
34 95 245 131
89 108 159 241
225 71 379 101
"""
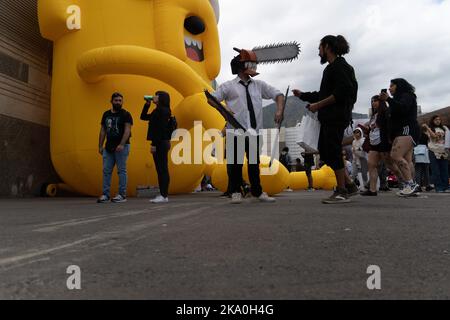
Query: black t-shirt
387 92 419 135
301 57 358 125
101 109 133 151
302 153 314 168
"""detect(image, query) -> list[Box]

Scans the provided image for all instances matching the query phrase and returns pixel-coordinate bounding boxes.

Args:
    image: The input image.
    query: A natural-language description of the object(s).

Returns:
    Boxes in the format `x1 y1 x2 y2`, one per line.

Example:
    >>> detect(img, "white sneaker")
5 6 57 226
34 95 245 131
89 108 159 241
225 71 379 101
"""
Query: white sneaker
230 193 242 204
400 183 420 196
258 192 276 203
111 194 127 203
150 195 169 203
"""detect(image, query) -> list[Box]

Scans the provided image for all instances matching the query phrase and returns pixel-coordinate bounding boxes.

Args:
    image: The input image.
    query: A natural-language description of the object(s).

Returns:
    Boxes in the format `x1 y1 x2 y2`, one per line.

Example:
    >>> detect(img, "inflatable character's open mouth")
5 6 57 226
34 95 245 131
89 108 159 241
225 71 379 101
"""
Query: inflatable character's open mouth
184 15 206 62
185 35 204 62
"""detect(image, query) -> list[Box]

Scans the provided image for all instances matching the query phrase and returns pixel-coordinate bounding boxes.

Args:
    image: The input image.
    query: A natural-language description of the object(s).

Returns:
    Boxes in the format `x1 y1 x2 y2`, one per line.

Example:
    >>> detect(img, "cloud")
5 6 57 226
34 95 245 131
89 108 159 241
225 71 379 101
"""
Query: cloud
216 0 450 114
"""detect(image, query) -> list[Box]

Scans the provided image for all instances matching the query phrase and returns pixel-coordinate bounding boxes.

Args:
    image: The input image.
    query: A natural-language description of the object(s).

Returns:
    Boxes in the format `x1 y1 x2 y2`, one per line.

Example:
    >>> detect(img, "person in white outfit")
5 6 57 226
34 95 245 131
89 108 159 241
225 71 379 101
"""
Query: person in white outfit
211 48 285 204
351 128 369 189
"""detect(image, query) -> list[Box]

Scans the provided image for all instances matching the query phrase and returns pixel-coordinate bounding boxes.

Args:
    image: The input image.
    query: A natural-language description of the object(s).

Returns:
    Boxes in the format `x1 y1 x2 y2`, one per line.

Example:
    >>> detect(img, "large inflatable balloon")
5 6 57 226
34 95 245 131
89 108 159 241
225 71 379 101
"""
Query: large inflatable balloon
38 0 335 197
288 166 337 191
38 0 224 196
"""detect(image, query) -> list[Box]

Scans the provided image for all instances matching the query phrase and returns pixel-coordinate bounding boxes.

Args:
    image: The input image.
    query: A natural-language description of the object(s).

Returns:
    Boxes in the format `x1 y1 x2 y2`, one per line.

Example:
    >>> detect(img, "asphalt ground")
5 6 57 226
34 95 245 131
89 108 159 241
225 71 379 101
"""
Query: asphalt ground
0 190 450 300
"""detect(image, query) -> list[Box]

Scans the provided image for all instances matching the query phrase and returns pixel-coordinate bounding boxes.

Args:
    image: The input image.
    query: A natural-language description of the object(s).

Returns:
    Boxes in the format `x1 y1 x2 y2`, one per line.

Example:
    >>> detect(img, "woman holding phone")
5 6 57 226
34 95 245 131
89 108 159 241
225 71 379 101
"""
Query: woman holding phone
141 91 172 203
380 78 420 196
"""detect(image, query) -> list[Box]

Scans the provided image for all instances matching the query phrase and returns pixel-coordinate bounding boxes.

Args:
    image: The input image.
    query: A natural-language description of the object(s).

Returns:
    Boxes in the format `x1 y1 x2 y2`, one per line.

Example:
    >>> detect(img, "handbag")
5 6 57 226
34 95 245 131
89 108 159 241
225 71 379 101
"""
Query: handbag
297 110 321 154
414 144 430 164
362 137 371 153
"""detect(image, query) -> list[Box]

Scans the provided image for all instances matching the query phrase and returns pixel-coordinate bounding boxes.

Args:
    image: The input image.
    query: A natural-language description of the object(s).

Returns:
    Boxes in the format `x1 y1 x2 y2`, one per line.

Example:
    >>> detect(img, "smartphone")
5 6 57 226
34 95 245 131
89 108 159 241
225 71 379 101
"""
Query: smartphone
144 95 153 101
381 89 387 94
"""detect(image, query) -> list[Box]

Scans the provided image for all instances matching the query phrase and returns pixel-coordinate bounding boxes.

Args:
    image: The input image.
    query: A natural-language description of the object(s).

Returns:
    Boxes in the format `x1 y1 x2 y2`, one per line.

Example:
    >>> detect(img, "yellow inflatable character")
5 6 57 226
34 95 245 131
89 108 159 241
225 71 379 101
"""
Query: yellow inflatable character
38 0 225 196
39 0 323 197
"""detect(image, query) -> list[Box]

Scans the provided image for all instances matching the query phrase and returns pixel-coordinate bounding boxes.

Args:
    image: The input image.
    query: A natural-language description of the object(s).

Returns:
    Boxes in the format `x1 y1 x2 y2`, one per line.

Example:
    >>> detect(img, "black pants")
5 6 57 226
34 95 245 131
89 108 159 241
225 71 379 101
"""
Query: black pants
152 141 170 198
415 163 430 187
318 123 347 171
305 164 313 189
227 134 263 197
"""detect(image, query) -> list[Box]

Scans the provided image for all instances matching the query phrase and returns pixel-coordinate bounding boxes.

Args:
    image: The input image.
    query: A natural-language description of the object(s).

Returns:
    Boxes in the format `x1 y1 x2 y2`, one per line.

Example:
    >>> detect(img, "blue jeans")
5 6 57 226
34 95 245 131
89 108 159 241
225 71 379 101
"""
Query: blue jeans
429 151 449 192
102 144 130 197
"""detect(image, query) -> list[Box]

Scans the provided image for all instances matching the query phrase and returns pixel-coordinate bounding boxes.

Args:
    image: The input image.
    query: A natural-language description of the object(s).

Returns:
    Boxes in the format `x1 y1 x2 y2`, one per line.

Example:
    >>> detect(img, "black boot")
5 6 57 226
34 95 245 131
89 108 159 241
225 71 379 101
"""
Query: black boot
361 190 378 197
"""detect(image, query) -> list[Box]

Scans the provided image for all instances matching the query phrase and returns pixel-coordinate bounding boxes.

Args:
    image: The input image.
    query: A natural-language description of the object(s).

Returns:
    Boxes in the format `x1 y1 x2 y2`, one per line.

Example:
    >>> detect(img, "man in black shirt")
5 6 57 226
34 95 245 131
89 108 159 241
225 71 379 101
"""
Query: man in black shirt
294 35 358 204
98 92 133 203
280 147 293 172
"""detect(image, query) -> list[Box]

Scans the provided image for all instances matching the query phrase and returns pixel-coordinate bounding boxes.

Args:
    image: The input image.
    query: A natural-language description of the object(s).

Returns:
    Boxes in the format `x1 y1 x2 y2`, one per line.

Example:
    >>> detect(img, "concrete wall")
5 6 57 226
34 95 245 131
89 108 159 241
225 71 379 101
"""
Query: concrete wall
0 0 60 197
0 114 59 197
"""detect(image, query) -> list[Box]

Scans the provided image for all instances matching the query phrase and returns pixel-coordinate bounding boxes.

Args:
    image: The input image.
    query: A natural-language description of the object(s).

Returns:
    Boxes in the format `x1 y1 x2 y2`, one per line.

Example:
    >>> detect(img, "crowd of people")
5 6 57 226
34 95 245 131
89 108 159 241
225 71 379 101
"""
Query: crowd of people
96 34 449 205
345 96 450 197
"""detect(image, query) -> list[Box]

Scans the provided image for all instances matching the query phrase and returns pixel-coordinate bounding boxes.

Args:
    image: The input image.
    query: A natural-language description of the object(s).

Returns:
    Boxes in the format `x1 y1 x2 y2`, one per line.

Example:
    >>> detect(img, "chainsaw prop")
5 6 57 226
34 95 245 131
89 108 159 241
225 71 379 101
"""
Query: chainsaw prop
230 42 301 77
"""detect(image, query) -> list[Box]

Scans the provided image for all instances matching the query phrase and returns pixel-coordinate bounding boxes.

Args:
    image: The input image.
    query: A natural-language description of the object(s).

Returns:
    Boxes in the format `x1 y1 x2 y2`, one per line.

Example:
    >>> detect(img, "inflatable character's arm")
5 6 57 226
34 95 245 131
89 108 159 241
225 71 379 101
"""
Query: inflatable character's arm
77 45 210 97
77 46 225 130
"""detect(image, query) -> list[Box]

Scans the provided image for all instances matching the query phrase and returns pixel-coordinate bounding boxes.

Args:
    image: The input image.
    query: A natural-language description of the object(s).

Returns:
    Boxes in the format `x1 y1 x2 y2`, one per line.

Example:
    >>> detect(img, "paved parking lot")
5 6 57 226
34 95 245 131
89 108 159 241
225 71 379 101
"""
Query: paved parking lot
1 191 450 299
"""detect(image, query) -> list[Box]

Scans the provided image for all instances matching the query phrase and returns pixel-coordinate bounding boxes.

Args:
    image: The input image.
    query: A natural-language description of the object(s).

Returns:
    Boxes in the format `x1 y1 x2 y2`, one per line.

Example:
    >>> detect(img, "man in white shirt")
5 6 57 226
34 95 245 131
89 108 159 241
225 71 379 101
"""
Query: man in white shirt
212 49 285 204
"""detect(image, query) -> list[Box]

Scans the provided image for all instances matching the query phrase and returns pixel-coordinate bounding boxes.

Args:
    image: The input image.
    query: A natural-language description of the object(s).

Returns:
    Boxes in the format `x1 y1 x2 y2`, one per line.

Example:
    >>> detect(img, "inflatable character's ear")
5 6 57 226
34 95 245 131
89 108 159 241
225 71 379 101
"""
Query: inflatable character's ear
38 0 82 40
209 0 220 23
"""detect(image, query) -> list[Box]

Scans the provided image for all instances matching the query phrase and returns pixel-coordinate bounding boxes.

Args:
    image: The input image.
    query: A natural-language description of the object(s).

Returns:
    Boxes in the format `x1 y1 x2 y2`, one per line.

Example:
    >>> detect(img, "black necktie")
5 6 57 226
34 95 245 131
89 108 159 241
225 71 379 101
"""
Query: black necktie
239 81 257 129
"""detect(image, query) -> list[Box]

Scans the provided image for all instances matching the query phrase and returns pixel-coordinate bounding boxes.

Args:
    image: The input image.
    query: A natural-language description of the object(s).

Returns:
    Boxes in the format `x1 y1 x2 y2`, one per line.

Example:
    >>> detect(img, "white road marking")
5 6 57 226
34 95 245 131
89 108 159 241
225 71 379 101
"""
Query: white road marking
33 203 205 232
0 206 212 269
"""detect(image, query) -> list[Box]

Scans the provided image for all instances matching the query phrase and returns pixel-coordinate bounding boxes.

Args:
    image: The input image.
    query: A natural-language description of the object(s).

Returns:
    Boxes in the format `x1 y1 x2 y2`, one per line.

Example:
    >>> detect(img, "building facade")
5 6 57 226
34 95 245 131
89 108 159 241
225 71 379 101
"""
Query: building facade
0 0 59 197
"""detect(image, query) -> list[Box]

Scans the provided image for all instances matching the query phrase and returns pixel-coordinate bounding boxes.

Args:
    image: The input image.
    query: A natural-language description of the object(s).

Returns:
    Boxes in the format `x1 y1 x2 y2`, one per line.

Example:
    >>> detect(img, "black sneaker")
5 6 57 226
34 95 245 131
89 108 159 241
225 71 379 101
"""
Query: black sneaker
346 182 359 197
379 186 391 192
361 190 378 197
220 192 231 198
322 188 351 204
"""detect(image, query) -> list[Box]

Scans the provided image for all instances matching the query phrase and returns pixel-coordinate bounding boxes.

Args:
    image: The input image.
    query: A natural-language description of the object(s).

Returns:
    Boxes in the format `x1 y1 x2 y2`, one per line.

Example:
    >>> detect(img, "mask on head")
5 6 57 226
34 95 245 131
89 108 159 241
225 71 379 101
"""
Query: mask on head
230 49 259 77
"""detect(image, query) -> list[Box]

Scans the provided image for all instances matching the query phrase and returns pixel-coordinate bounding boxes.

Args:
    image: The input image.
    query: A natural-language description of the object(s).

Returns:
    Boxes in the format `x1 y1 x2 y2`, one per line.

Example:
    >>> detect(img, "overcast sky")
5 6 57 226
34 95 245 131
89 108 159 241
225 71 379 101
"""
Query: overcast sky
215 0 450 115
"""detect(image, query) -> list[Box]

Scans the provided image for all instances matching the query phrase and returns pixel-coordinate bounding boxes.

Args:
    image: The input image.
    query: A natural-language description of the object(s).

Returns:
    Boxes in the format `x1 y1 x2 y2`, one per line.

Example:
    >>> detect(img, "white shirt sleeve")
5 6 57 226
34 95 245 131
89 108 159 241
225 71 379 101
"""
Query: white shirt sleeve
260 80 282 101
212 83 227 102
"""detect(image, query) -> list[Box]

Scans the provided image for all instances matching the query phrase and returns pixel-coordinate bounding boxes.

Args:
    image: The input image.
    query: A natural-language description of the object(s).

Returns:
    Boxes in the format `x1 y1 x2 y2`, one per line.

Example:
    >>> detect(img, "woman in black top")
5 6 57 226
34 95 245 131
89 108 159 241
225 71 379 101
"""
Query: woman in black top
141 91 172 203
380 78 420 196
